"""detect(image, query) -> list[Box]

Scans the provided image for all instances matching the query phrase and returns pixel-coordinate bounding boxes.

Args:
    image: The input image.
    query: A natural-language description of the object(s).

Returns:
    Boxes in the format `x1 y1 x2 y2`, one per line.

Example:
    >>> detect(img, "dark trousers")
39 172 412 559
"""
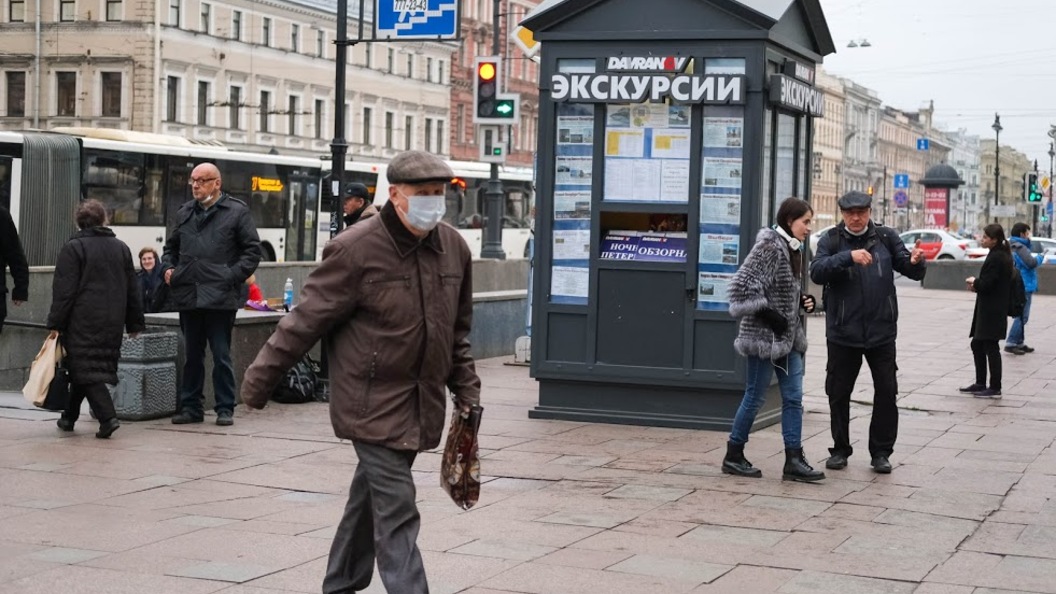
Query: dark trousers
971 339 1002 390
63 382 116 423
826 341 899 459
179 309 237 414
323 441 428 594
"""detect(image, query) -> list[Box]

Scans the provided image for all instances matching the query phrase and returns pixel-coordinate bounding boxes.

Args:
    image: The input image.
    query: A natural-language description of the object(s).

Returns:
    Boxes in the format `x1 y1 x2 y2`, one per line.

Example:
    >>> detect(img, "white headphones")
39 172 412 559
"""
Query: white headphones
774 225 802 251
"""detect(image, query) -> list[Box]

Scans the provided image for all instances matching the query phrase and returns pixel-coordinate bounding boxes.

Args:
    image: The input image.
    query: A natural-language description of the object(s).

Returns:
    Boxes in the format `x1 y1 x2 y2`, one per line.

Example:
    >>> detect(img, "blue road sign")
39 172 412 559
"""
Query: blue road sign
375 0 459 40
893 173 910 189
1048 200 1054 216
917 138 930 151
894 190 909 207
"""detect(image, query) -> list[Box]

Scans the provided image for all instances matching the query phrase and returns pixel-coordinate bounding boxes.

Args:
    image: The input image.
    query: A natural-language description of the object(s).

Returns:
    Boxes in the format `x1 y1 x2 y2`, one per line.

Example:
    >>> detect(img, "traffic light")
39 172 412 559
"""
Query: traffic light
1026 172 1042 203
474 56 518 124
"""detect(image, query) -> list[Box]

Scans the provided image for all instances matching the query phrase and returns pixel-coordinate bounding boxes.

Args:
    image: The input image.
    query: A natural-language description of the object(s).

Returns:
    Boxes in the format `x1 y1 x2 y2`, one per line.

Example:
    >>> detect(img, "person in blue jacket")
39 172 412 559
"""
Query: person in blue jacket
809 191 926 475
1004 222 1043 355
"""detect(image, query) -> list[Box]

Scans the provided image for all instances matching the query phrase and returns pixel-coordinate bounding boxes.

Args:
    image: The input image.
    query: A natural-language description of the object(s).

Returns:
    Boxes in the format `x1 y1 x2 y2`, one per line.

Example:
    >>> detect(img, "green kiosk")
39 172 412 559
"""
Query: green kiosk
525 0 835 430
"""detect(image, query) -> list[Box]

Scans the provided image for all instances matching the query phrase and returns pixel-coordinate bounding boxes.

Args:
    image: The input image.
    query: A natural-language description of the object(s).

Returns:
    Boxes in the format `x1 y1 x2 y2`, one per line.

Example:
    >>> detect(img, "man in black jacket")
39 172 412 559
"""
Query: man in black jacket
162 163 261 426
810 191 926 474
0 205 29 333
341 182 378 229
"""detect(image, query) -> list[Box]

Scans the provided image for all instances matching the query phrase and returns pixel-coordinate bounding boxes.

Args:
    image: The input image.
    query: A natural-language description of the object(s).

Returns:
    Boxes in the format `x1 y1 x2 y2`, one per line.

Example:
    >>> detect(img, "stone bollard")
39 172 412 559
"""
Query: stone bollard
110 332 179 420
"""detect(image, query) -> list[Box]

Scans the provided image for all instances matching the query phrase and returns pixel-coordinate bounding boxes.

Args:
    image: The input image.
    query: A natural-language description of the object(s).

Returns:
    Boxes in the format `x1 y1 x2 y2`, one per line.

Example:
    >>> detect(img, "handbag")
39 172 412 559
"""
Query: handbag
41 352 71 412
440 404 483 510
22 334 63 407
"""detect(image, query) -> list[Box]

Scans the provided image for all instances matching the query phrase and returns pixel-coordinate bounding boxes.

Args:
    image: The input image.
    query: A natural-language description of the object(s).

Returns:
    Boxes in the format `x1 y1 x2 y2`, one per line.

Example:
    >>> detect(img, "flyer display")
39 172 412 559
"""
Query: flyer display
552 103 594 305
698 108 745 311
603 103 691 203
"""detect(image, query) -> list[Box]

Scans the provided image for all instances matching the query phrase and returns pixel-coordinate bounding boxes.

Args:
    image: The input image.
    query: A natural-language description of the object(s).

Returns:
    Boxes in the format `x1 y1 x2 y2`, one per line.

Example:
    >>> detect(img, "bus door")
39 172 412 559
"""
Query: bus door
286 173 319 261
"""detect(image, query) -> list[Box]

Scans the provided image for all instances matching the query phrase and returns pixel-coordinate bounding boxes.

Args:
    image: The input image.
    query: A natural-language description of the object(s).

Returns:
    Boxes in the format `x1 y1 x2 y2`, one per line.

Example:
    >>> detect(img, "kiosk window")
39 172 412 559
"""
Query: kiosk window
603 103 690 203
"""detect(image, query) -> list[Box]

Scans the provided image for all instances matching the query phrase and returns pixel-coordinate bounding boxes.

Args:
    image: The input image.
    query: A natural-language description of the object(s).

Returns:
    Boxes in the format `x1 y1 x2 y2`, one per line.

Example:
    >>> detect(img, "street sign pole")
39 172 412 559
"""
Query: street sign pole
481 0 507 259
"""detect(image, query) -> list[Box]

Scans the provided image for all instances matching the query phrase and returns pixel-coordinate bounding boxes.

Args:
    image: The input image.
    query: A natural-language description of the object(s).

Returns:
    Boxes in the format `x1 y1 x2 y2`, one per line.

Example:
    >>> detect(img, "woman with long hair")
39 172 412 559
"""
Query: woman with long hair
47 200 145 438
722 197 825 482
137 246 165 313
960 223 1013 398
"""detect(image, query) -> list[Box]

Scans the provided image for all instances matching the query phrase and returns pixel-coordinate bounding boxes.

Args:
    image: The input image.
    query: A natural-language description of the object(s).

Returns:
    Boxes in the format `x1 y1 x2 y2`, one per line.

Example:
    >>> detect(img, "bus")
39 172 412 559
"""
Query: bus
0 128 534 265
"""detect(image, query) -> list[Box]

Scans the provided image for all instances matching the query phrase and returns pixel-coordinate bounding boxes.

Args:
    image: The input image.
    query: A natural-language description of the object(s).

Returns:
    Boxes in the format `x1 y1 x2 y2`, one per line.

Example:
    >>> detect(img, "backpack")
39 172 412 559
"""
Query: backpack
270 353 321 404
819 225 900 312
1008 270 1026 318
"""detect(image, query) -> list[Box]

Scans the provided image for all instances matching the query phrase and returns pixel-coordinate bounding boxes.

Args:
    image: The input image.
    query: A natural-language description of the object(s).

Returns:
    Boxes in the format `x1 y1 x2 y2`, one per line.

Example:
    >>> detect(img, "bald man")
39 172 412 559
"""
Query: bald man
161 162 261 426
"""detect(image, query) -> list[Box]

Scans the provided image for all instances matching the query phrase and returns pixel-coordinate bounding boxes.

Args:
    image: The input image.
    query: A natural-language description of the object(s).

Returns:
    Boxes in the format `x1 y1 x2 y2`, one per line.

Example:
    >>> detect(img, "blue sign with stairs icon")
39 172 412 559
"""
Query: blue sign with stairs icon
376 0 459 40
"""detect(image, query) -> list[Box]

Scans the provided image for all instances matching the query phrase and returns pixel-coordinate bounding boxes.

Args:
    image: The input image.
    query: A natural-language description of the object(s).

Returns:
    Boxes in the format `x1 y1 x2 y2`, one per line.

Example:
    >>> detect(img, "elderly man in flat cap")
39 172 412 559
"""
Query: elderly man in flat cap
241 150 480 594
809 190 925 475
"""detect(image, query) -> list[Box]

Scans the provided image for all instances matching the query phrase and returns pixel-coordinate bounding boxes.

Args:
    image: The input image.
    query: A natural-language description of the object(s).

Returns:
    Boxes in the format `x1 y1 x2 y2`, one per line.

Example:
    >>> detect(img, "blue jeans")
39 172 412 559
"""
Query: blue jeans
729 351 805 448
1005 292 1033 347
179 309 237 414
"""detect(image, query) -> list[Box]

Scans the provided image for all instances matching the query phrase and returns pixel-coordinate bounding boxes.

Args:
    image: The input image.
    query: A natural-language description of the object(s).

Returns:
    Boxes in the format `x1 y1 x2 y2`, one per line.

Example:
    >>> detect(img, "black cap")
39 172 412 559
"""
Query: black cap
344 182 370 201
838 190 872 210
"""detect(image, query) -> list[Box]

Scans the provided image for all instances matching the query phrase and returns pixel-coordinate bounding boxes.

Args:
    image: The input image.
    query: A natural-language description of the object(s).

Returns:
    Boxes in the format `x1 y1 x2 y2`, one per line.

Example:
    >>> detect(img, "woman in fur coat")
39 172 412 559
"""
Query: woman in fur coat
722 197 824 482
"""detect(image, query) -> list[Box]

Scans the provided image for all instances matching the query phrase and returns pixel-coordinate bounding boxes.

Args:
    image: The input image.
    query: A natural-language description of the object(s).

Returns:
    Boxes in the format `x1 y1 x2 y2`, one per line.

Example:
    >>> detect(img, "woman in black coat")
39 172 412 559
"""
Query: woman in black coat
46 200 146 438
137 246 166 313
960 223 1012 399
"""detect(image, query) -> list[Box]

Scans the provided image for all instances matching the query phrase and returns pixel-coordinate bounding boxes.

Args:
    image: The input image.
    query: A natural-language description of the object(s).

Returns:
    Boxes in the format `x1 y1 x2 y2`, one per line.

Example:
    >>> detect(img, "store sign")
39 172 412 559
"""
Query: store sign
782 59 815 84
606 56 689 73
551 73 744 104
768 74 823 116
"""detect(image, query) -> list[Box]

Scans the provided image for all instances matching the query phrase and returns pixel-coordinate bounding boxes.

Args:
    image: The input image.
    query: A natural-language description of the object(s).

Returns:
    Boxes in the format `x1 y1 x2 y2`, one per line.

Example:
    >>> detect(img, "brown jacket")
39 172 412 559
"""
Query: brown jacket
241 203 480 451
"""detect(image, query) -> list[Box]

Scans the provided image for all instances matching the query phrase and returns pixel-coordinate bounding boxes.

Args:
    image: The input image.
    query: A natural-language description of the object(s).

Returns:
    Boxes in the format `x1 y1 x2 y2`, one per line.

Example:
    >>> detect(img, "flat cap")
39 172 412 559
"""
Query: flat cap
838 190 872 210
343 182 370 200
386 150 454 184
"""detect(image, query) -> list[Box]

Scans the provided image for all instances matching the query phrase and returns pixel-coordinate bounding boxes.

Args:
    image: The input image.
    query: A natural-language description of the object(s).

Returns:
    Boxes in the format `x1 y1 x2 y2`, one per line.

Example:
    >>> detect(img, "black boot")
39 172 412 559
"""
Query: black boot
722 442 762 478
783 448 825 482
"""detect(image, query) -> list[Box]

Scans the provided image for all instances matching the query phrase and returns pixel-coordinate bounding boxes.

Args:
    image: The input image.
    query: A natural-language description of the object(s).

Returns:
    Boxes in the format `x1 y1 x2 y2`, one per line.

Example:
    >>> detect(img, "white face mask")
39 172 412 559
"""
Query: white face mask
400 192 446 232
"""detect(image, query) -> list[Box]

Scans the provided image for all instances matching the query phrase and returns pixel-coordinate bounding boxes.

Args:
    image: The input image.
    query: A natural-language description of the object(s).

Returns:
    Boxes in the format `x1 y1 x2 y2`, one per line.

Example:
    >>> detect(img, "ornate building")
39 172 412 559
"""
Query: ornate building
810 68 844 226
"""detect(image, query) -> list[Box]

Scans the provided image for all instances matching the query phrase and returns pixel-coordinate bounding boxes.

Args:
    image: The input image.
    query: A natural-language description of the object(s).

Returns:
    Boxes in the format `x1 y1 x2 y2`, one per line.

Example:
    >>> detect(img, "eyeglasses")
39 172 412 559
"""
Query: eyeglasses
189 177 217 186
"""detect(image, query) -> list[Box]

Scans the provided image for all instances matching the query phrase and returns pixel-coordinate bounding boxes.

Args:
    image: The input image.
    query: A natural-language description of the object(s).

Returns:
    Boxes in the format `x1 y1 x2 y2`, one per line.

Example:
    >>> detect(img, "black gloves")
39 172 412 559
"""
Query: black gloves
757 308 788 336
801 294 817 314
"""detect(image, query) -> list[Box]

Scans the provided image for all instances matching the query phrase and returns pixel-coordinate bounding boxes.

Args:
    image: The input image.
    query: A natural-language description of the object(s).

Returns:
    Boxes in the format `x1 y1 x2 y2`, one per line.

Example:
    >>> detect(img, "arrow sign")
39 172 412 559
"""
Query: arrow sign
496 102 514 115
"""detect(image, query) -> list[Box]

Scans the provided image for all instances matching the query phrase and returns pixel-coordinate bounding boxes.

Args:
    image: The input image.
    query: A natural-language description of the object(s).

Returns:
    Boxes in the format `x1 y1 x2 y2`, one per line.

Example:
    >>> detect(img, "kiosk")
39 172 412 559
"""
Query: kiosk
525 0 835 430
920 163 965 231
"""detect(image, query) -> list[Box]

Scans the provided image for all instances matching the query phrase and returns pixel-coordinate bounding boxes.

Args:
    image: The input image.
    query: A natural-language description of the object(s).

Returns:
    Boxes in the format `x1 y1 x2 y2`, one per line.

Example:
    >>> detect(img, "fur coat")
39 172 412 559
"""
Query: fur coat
728 228 807 359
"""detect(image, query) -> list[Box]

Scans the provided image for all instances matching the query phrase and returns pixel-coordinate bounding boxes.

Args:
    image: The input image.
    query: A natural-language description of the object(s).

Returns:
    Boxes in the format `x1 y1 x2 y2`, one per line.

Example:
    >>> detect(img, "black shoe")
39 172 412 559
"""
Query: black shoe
56 418 75 432
1003 346 1025 355
171 411 204 424
721 442 762 478
96 418 120 439
782 448 825 482
825 453 848 470
1020 345 1035 353
216 410 234 426
973 388 1002 399
871 455 892 474
958 383 986 393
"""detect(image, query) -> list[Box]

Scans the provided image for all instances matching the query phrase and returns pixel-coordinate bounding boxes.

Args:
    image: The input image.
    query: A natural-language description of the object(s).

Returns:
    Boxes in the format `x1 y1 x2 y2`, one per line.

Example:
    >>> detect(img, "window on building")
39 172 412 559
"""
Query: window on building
314 99 323 139
437 59 444 84
436 120 444 154
101 72 121 117
166 76 179 121
59 0 75 21
364 44 372 68
406 53 414 78
424 118 432 154
426 57 433 83
197 81 209 125
5 72 26 117
384 112 393 148
290 23 299 52
386 48 394 73
316 29 325 57
262 17 271 46
231 10 242 40
259 90 270 132
168 0 179 26
56 72 76 116
10 0 25 21
105 0 120 20
404 115 413 150
229 85 241 129
362 107 372 145
288 95 298 135
199 2 209 33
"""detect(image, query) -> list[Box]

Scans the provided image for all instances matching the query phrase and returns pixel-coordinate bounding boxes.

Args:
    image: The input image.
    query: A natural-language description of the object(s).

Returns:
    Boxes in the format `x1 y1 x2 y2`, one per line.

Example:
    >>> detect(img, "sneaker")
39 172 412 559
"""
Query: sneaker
1020 345 1035 353
1003 345 1025 355
871 455 892 474
973 388 1002 399
172 411 204 424
216 410 234 426
825 453 848 470
958 383 986 393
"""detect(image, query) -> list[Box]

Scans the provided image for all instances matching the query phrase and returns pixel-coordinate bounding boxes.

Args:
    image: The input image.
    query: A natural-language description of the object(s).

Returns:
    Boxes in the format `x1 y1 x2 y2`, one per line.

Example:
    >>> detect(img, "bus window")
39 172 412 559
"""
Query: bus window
505 182 531 228
217 161 286 229
345 171 378 202
83 149 161 226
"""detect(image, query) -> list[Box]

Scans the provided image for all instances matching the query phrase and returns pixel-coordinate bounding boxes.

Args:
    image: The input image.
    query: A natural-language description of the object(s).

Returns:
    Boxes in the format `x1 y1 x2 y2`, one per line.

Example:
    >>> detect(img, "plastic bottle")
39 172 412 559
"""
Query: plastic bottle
283 278 294 312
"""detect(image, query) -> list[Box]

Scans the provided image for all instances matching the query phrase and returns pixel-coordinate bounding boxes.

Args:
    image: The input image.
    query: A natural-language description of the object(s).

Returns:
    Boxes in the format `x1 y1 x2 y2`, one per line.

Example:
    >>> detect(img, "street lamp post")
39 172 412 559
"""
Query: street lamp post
991 113 1002 223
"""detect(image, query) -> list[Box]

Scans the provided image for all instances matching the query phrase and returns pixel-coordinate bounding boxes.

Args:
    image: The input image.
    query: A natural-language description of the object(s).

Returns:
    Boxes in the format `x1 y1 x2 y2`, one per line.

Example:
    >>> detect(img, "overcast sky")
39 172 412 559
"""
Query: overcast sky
819 0 1056 168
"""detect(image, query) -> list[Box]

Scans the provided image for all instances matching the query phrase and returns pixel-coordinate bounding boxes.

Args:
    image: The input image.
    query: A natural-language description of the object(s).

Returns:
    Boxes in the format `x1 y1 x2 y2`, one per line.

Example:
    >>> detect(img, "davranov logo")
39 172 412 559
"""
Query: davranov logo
607 56 689 73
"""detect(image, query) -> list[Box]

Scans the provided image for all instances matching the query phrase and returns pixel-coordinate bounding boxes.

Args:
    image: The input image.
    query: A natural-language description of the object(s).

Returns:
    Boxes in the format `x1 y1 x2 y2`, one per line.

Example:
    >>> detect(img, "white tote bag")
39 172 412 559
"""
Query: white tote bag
22 335 63 407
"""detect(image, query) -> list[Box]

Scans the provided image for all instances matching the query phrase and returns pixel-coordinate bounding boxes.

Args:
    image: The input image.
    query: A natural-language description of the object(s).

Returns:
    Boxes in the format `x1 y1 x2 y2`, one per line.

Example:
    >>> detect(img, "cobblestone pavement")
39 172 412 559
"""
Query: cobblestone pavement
1 284 1055 594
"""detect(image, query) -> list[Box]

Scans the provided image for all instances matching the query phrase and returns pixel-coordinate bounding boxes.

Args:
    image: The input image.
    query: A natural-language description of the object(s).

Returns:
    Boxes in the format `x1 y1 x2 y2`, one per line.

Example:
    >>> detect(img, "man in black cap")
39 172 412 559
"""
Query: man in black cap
810 190 926 475
241 150 479 594
341 182 377 229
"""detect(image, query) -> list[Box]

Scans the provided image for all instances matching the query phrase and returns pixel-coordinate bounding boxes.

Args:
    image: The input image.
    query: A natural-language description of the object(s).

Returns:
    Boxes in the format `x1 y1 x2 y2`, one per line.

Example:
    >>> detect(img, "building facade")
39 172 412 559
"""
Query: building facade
810 67 844 226
449 0 540 167
980 139 1033 233
839 77 882 218
877 104 951 230
0 0 454 160
944 128 981 233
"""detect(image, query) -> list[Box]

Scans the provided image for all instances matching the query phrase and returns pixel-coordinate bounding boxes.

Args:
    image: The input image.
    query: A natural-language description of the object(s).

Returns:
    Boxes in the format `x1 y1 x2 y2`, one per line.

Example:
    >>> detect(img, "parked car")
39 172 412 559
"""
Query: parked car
808 224 837 254
898 229 971 260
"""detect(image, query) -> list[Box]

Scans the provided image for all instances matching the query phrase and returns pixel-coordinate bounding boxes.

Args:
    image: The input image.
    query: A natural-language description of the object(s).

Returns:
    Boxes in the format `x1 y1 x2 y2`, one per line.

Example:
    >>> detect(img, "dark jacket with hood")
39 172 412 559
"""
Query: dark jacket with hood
1009 236 1041 293
161 193 262 310
1 206 29 331
46 227 146 385
810 221 926 348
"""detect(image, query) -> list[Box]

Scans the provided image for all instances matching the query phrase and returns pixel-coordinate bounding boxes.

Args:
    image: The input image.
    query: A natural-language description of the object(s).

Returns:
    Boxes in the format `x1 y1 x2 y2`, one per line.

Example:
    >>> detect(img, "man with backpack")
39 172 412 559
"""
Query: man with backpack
810 190 927 475
1004 222 1042 355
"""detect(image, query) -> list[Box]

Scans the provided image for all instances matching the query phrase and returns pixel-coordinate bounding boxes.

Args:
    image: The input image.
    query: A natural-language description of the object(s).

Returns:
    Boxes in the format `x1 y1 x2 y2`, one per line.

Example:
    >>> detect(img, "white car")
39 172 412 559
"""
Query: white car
808 225 837 254
898 229 970 261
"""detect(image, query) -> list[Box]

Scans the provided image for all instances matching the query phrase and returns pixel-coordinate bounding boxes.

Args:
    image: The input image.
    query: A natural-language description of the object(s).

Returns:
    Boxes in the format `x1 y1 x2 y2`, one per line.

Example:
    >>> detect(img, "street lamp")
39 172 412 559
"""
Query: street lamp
846 38 871 48
991 113 1002 223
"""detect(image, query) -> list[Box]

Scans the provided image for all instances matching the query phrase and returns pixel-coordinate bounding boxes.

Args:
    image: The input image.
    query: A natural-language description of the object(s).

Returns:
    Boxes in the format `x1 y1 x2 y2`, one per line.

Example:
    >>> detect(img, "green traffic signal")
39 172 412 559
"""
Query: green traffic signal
493 99 515 119
1026 173 1043 203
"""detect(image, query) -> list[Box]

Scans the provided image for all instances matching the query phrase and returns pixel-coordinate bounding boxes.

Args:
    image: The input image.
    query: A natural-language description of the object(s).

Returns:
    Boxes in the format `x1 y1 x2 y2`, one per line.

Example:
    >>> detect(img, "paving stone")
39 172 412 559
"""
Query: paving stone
924 550 1056 592
168 561 274 583
690 565 798 593
776 570 916 593
450 539 556 562
604 484 693 501
607 554 733 584
26 546 110 564
535 547 632 570
680 524 790 547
